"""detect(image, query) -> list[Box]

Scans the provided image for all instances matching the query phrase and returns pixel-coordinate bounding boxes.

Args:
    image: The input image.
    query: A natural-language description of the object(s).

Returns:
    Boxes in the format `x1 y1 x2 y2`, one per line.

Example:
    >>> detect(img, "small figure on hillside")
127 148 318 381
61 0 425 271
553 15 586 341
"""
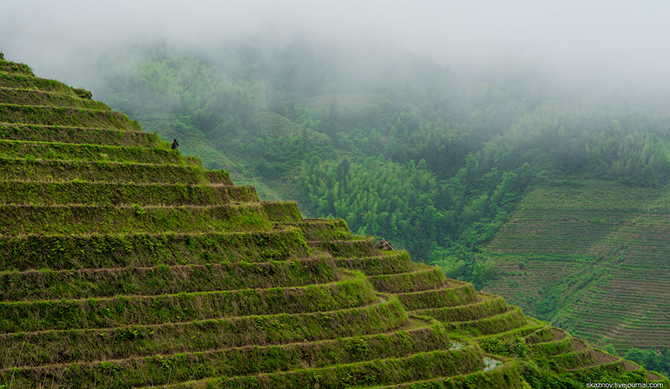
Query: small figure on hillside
377 239 395 251
171 139 179 150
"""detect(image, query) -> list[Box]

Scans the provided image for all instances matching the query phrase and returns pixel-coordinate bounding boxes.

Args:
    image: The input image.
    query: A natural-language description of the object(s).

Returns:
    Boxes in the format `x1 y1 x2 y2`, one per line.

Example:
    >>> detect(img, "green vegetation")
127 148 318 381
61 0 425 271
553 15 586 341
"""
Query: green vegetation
0 272 376 333
0 180 259 206
484 180 670 358
0 54 665 387
625 348 670 378
0 140 190 164
2 323 453 389
335 251 414 275
0 103 140 129
0 299 409 368
0 87 109 109
0 256 339 301
95 43 670 296
0 123 162 147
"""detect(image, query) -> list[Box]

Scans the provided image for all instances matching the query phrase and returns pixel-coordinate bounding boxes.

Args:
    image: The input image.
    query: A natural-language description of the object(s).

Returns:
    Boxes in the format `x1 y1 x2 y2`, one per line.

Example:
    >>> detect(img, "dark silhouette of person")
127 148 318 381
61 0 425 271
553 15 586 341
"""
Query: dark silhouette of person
171 139 179 150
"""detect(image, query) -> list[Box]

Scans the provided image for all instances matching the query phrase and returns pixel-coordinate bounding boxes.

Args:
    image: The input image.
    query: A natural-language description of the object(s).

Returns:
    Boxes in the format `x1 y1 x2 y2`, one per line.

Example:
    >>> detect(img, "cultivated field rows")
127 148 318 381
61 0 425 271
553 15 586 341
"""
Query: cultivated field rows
486 181 670 354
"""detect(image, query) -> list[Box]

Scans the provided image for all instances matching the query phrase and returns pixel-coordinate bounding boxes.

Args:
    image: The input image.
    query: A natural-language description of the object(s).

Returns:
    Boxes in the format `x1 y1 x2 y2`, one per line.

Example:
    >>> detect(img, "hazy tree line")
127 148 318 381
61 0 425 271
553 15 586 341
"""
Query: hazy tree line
98 42 670 292
620 347 670 377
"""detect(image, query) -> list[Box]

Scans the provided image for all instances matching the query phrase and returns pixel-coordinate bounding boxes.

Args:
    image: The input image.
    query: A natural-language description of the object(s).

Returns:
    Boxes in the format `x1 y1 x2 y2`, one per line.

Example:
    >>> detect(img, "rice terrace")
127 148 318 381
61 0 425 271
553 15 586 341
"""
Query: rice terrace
485 181 670 353
0 52 667 387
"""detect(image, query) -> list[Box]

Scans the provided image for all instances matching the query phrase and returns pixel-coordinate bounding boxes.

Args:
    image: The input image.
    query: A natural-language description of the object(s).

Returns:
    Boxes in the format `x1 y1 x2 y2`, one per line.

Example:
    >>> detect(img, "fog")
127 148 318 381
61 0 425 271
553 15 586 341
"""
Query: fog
2 0 670 96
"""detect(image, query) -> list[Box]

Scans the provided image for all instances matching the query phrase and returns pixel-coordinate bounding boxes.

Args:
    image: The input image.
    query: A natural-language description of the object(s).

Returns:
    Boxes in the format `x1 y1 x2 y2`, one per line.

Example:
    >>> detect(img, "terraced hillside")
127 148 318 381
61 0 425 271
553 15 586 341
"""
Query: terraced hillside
485 180 670 354
0 54 665 388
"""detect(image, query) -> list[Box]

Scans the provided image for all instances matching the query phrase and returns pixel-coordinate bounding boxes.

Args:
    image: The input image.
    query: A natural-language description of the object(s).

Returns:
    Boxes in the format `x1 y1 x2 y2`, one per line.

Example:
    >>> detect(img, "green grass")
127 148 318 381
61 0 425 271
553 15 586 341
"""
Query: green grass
444 307 528 336
0 103 140 130
0 181 259 206
0 157 231 184
308 236 379 257
0 298 409 368
0 256 339 301
152 346 484 389
1 321 450 389
0 61 34 76
0 139 191 165
0 72 75 94
530 335 575 356
0 272 377 333
397 280 478 311
370 359 525 389
549 348 596 370
335 250 414 276
369 264 446 293
0 87 110 109
0 123 162 147
0 203 275 235
288 218 352 241
0 228 309 271
412 294 509 323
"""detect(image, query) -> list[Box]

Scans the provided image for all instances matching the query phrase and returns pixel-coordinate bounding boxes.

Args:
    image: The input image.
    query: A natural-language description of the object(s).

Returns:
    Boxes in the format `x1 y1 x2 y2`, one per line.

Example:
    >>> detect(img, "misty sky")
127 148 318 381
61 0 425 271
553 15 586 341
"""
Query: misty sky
2 0 669 92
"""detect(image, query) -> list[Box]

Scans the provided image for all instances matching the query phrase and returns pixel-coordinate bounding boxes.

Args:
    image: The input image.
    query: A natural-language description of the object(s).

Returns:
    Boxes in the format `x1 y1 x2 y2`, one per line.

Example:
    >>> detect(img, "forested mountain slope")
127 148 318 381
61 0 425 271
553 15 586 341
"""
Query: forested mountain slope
1 53 666 388
89 42 670 375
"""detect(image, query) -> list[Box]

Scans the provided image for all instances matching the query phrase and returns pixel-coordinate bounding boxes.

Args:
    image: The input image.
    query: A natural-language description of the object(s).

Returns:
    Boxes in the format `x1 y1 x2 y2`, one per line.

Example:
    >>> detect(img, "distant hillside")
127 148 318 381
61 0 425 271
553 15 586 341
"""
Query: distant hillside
484 180 670 355
89 44 670 375
1 54 666 388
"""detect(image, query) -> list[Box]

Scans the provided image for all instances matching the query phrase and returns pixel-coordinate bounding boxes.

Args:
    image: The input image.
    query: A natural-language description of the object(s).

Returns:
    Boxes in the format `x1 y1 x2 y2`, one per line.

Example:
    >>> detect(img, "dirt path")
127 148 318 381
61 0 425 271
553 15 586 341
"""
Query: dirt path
572 339 586 351
623 361 639 371
551 328 566 342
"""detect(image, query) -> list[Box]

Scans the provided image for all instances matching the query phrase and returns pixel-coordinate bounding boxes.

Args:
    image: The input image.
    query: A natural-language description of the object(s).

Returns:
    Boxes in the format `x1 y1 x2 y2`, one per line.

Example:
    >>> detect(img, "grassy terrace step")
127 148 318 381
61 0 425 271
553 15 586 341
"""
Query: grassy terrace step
0 158 232 184
371 359 525 389
0 181 259 206
0 72 75 94
335 250 413 275
412 294 509 323
0 61 34 76
0 123 162 147
624 360 643 372
396 280 478 311
444 307 528 336
145 345 484 389
0 203 288 236
369 264 446 293
647 371 666 383
308 236 379 258
0 271 376 333
0 139 196 165
0 320 449 388
0 87 110 109
0 228 309 271
0 256 338 301
550 348 596 370
288 218 352 241
530 333 575 356
0 298 408 368
525 326 557 344
0 103 140 130
261 201 303 223
477 318 547 345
